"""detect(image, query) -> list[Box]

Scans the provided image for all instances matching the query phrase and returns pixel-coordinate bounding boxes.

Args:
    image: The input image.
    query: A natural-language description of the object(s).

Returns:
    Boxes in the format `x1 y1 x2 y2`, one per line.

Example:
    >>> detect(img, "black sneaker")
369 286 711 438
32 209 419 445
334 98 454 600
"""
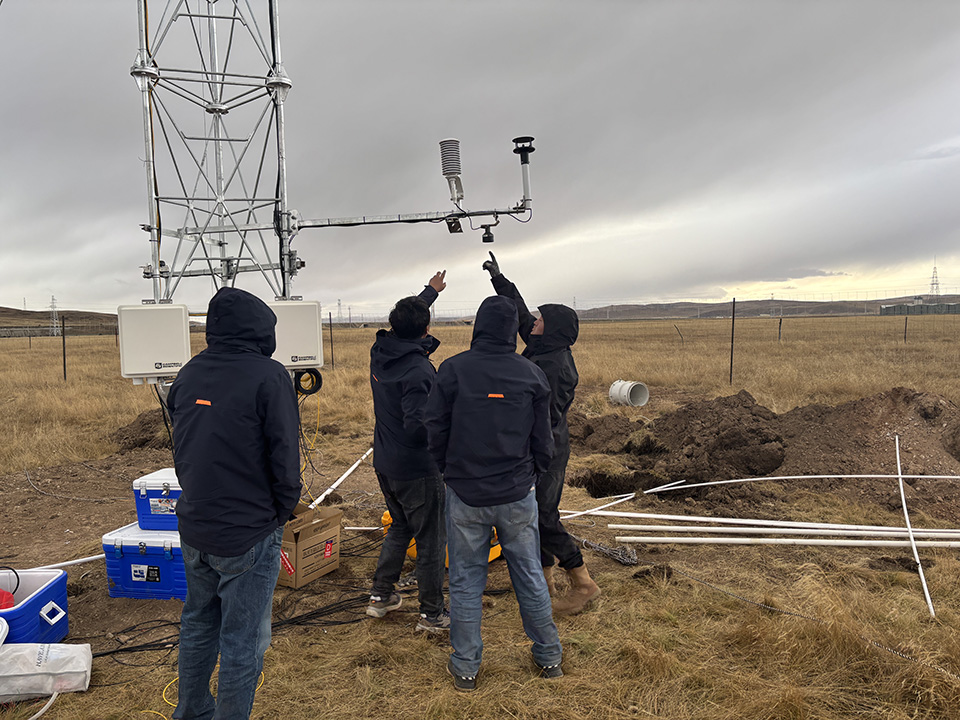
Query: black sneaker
416 610 451 634
447 659 477 692
536 661 563 679
366 592 402 618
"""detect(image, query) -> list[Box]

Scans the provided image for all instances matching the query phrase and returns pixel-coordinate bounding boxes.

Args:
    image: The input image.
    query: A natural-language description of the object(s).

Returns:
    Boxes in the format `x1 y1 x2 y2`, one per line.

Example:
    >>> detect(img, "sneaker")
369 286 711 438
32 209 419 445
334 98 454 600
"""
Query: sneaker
536 661 563 679
366 592 402 618
447 659 477 692
416 610 451 634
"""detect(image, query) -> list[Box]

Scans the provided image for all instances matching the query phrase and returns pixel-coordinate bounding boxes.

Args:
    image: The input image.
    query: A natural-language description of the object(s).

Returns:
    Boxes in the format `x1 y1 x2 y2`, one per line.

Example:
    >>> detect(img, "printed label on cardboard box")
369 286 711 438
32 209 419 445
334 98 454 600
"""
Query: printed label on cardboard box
324 540 333 558
280 549 296 576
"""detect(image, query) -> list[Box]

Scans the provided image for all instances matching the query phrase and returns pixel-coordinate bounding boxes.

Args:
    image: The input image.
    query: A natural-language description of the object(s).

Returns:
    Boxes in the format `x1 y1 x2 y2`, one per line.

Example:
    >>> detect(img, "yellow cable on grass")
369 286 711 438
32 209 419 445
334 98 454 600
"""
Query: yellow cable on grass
162 672 265 707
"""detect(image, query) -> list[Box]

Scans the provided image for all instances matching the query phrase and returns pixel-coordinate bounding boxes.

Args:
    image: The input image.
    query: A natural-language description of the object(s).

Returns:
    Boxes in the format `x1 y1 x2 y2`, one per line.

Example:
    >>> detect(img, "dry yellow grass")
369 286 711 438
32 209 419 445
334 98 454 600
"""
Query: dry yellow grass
4 315 960 719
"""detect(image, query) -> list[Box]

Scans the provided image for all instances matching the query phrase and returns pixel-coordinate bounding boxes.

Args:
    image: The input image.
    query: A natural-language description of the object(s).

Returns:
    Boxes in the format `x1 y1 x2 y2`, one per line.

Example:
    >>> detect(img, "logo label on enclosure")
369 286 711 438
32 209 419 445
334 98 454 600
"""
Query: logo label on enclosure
291 355 317 363
154 362 183 370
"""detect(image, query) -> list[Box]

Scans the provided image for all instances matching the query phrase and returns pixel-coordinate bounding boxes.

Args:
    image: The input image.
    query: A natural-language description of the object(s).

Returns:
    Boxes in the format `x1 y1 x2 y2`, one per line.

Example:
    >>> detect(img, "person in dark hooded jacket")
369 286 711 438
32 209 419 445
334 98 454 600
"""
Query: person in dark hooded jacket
167 286 301 720
425 295 562 691
367 271 449 633
483 252 601 616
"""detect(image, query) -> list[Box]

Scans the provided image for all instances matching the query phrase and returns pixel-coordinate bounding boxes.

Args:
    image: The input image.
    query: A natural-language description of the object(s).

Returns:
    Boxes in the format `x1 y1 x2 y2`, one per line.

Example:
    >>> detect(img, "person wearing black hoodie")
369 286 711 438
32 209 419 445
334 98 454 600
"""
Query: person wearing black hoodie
425 295 563 691
167 287 301 720
483 252 601 616
367 271 449 633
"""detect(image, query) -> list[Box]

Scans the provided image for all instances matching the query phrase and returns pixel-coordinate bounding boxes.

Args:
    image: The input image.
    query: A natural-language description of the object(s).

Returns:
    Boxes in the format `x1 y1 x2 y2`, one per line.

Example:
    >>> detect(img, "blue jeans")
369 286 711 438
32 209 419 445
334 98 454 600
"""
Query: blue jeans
446 488 562 677
174 527 284 720
372 471 446 617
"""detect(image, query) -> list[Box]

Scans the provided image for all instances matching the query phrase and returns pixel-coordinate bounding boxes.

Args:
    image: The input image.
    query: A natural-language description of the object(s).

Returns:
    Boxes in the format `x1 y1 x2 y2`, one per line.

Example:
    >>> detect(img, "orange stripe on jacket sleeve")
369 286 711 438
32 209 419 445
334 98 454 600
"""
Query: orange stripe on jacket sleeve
195 399 212 406
487 393 504 398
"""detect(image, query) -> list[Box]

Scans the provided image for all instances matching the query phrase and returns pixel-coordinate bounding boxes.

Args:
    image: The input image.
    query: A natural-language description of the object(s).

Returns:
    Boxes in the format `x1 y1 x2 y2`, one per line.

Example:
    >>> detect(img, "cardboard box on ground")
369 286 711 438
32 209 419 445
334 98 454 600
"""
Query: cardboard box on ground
278 503 342 589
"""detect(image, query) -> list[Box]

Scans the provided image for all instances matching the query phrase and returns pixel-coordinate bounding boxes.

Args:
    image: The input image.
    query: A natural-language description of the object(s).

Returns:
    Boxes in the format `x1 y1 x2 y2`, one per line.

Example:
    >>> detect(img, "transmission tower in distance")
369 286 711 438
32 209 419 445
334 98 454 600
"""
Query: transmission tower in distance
49 296 60 337
930 257 940 300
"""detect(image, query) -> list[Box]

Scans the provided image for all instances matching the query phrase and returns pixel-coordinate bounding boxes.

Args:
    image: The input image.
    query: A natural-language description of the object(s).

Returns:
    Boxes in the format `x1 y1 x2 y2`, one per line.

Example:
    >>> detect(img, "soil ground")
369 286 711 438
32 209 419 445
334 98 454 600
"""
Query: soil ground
4 386 960 710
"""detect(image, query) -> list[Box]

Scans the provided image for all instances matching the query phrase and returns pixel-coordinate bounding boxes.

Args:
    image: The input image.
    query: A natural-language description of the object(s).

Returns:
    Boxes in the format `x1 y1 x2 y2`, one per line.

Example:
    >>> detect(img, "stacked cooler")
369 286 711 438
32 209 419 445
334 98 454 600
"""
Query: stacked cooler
101 468 187 600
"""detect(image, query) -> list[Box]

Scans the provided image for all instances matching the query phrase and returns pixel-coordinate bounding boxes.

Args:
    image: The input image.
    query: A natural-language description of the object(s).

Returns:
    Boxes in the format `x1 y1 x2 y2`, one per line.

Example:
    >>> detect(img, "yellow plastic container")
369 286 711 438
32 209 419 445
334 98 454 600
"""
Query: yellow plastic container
381 511 502 564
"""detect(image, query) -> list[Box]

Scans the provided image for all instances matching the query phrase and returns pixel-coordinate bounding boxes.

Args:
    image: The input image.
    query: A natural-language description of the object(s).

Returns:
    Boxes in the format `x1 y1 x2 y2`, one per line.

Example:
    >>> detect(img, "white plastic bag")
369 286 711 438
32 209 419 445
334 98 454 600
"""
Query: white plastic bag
0 643 92 702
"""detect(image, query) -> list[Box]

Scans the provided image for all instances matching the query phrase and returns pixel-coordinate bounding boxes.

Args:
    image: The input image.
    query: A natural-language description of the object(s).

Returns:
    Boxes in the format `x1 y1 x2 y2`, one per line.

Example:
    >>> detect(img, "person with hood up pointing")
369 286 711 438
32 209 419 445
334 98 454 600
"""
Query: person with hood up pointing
483 251 601 616
367 271 450 633
167 287 301 720
425 295 562 692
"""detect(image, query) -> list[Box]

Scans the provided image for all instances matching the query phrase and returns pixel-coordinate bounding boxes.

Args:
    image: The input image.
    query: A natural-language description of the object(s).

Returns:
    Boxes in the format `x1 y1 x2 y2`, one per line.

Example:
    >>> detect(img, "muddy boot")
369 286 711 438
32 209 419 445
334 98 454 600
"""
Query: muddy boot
553 564 600 616
543 565 557 597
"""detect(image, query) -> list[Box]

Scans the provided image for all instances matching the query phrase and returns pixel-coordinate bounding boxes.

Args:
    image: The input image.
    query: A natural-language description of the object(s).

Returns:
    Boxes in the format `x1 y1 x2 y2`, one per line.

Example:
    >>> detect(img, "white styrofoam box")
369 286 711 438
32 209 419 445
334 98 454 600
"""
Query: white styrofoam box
0 569 69 644
118 304 192 379
133 468 181 531
102 523 186 601
268 300 323 370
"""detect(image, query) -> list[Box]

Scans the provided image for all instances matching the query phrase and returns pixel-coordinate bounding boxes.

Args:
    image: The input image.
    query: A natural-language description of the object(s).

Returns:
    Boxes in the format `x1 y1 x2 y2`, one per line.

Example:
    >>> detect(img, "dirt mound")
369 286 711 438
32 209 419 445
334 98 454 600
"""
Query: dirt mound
112 408 173 451
568 387 960 516
568 411 643 454
650 390 785 483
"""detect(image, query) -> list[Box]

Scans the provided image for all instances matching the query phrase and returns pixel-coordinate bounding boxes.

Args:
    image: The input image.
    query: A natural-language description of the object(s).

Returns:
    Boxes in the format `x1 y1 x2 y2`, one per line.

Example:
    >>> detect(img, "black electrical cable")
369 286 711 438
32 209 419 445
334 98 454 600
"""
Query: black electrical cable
154 384 174 452
0 566 20 595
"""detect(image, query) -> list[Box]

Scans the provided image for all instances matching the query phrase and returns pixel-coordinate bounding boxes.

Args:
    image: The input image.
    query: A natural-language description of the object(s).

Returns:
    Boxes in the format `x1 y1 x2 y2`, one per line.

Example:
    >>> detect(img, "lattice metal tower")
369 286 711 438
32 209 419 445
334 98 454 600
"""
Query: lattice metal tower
49 296 60 337
130 0 299 302
930 257 940 300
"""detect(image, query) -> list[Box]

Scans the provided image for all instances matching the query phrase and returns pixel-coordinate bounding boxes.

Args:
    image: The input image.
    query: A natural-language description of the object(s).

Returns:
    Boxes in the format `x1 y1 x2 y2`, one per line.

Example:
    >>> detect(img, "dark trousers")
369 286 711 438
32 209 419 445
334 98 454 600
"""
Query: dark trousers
537 443 583 570
372 470 446 618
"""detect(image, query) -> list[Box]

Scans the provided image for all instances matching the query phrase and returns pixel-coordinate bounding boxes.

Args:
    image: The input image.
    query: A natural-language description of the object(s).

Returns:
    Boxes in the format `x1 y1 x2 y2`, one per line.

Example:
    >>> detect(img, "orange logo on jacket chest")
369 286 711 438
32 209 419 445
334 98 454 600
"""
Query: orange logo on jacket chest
487 393 504 398
195 399 212 406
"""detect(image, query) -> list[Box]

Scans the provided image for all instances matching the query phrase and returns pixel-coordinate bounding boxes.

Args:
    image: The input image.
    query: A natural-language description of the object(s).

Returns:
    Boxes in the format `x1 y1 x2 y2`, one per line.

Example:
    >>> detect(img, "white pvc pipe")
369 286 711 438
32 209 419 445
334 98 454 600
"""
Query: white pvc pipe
607 524 960 539
563 509 960 535
309 447 373 509
896 435 936 618
344 526 383 532
615 536 960 548
644 473 960 495
35 554 106 570
558 493 636 521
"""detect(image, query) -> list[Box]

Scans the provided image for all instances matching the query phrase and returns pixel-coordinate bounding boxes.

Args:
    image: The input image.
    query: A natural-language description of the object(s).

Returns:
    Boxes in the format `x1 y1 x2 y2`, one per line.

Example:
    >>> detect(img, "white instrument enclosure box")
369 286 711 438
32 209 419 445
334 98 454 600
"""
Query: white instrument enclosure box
117 304 192 380
268 300 324 370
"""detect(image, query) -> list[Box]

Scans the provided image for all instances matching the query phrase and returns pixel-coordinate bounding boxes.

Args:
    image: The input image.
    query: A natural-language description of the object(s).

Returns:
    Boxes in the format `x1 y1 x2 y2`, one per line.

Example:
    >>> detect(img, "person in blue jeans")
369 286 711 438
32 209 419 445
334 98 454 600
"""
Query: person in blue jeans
167 287 301 719
425 295 563 692
367 271 449 632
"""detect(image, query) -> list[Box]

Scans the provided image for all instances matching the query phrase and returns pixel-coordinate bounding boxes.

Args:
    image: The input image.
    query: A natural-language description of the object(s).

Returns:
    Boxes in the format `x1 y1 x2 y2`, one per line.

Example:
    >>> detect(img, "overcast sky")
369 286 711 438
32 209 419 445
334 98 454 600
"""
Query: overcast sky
2 1 960 318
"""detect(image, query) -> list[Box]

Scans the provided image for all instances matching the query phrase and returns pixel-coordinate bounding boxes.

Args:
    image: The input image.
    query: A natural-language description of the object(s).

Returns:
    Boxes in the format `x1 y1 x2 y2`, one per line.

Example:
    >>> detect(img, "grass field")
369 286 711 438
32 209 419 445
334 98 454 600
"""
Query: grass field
3 314 960 719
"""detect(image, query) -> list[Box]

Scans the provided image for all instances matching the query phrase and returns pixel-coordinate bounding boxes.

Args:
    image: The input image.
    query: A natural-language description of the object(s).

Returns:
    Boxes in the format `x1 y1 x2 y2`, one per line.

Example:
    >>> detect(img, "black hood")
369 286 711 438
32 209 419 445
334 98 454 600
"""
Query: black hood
535 303 579 353
471 296 518 352
205 287 277 356
372 329 439 369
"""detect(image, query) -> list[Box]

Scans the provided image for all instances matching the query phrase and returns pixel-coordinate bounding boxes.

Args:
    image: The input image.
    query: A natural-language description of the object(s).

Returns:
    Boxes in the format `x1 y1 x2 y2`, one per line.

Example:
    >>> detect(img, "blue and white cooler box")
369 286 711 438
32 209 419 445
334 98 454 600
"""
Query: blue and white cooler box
133 468 181 530
102 523 187 600
0 568 69 644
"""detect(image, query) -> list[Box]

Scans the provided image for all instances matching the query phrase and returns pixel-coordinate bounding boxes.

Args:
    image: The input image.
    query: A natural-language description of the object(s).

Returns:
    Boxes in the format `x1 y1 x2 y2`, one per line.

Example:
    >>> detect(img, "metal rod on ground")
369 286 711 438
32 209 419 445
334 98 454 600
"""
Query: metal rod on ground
557 493 636 522
309 447 372 509
644 473 960 495
615 536 960 548
344 526 383 532
36 554 106 570
607 524 960 539
567 509 960 535
896 435 936 618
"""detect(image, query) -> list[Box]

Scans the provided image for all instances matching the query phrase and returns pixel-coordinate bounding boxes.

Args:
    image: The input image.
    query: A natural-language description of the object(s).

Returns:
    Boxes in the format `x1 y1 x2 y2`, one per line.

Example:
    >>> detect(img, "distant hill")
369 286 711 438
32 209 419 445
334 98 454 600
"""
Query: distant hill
0 307 118 335
577 295 960 320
